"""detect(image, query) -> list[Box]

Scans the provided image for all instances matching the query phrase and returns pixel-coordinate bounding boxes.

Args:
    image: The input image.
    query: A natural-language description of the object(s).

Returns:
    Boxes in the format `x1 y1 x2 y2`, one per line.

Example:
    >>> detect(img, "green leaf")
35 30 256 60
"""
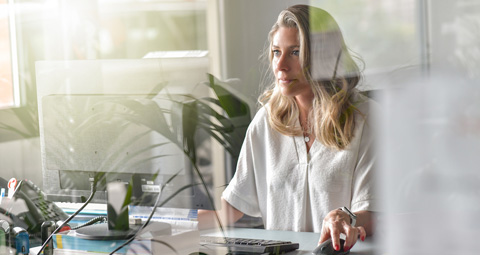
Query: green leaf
207 73 250 118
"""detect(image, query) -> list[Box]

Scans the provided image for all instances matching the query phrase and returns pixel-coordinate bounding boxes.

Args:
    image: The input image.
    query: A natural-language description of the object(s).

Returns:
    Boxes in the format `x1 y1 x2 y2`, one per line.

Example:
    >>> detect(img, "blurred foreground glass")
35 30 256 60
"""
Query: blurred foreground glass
378 72 480 254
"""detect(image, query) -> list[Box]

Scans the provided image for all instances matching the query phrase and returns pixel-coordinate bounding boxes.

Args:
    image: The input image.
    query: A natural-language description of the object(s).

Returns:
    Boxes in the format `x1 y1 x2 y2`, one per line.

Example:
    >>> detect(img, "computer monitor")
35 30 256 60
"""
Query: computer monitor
35 58 215 211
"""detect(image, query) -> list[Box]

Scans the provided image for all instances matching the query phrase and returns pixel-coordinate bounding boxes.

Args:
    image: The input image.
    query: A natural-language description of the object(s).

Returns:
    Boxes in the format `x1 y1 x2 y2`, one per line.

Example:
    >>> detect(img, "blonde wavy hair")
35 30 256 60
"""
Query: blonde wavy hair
259 5 362 150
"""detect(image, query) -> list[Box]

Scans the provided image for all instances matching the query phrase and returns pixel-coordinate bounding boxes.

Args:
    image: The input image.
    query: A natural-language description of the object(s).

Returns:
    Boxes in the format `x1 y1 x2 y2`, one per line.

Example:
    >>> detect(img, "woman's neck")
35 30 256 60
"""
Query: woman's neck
295 92 314 113
296 94 313 124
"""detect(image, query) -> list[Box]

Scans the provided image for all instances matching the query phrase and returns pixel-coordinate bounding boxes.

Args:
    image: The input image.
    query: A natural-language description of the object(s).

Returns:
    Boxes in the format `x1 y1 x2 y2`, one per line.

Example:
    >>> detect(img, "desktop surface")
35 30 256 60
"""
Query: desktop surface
200 228 376 255
36 226 375 255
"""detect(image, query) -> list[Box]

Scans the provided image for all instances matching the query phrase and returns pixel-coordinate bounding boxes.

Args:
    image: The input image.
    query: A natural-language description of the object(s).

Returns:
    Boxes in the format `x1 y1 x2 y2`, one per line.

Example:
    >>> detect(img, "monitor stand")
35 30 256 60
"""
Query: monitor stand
75 181 138 240
74 220 172 240
75 223 139 240
73 181 172 240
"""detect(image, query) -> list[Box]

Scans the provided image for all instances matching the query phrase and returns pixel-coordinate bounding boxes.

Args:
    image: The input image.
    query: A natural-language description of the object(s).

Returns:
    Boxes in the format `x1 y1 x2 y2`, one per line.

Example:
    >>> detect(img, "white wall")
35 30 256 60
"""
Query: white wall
216 0 308 105
0 137 43 187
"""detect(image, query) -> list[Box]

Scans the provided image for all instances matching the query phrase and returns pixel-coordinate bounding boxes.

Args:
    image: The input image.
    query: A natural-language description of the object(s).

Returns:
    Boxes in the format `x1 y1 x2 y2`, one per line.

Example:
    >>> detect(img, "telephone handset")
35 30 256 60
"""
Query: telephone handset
0 177 68 242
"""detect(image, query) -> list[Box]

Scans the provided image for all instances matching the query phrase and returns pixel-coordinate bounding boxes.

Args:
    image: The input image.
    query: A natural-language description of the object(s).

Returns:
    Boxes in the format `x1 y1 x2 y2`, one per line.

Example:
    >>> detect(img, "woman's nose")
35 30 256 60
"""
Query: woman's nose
276 54 290 71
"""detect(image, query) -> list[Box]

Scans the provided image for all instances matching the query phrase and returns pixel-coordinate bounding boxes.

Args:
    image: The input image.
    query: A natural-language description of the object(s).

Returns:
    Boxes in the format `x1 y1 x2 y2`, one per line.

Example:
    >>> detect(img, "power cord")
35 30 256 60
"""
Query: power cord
108 173 189 255
71 216 107 230
36 175 99 255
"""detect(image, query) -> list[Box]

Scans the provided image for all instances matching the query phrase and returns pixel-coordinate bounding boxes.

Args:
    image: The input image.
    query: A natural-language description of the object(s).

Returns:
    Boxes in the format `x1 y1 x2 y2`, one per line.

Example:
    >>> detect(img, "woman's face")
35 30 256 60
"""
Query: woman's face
272 26 312 101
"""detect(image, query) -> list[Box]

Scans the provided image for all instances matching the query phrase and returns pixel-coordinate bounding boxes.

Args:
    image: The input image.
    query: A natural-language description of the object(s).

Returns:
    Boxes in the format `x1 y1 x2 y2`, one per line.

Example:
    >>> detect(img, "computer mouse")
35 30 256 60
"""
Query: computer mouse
311 239 349 255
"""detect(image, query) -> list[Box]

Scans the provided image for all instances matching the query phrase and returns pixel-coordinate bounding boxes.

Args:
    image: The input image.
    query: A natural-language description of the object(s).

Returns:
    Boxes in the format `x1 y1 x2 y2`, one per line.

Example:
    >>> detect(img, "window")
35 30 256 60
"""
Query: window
0 0 19 108
0 0 207 142
37 0 207 60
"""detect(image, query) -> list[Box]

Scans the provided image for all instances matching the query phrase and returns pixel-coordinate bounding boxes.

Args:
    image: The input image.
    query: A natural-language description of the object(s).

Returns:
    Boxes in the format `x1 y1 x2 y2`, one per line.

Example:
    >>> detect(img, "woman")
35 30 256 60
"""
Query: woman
199 5 376 252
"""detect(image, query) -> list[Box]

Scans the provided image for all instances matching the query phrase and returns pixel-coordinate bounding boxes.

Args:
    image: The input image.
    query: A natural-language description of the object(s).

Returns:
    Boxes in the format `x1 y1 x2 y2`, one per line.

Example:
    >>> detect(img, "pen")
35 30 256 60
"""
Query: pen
0 188 4 204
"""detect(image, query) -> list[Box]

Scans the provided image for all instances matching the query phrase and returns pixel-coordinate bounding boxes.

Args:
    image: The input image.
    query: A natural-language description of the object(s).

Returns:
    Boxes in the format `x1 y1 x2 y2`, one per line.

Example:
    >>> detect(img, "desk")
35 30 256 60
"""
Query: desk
201 228 376 254
31 228 376 255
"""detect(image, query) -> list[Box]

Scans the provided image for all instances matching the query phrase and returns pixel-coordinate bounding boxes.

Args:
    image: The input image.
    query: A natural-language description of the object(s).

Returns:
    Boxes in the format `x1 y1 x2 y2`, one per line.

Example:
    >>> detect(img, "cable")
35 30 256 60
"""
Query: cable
108 162 221 254
108 172 183 255
71 216 107 230
36 175 99 255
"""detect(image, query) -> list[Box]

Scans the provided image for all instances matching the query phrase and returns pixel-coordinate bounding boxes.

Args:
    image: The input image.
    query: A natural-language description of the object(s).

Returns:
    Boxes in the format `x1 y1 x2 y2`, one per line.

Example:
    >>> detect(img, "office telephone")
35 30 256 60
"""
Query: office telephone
0 177 68 245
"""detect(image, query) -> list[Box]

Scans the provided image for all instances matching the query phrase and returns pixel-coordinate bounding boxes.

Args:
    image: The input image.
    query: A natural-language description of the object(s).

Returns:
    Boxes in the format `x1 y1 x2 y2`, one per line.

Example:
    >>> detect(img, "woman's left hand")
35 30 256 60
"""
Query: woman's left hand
318 209 366 252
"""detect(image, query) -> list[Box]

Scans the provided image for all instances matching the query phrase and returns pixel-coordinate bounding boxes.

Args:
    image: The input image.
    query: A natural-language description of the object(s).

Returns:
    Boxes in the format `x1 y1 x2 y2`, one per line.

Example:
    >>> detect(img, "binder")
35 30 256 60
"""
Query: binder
53 228 199 255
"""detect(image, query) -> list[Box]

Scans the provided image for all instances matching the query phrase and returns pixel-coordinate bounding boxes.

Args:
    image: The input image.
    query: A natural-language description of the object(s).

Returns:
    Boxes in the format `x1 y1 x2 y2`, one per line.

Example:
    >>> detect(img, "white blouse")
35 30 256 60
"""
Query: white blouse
222 95 377 233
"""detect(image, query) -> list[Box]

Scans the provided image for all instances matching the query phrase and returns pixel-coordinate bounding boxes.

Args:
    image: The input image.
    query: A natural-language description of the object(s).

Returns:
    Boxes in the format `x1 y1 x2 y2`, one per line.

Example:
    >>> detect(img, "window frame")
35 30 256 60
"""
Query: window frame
0 0 38 143
1 0 20 109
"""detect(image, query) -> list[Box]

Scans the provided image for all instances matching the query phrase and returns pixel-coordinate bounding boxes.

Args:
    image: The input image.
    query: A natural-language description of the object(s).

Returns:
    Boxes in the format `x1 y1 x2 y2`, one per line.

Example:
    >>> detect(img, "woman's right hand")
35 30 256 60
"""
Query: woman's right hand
318 209 367 251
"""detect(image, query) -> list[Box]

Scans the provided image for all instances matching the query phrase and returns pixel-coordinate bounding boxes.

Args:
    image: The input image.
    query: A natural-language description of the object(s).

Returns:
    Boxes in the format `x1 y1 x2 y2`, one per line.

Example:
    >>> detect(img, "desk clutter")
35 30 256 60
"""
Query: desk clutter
0 177 70 254
0 176 301 255
0 176 204 254
53 222 199 255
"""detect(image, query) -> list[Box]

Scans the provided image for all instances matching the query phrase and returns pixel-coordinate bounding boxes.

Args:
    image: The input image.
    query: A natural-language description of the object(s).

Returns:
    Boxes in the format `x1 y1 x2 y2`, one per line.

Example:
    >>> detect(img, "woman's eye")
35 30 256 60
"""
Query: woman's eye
292 50 300 56
272 49 280 57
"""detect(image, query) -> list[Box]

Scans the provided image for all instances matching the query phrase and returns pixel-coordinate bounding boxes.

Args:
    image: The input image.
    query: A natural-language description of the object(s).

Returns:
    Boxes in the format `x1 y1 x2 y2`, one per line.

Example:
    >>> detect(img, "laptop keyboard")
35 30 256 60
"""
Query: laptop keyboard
200 235 299 254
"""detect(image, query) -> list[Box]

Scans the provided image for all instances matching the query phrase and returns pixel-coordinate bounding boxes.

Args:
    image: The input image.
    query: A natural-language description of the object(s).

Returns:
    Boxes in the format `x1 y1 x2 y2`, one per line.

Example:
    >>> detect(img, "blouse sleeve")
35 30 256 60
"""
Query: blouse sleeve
351 100 378 212
221 115 263 217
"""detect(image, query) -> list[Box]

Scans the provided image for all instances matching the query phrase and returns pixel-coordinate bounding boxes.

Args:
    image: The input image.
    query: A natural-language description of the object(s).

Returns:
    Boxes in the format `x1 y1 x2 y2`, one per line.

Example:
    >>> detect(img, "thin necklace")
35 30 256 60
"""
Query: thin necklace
304 134 310 143
301 119 311 143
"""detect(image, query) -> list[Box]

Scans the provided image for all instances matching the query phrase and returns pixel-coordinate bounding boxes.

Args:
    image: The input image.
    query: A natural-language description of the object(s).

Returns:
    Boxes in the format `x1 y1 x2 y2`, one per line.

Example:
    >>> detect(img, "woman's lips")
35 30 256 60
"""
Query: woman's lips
278 78 294 84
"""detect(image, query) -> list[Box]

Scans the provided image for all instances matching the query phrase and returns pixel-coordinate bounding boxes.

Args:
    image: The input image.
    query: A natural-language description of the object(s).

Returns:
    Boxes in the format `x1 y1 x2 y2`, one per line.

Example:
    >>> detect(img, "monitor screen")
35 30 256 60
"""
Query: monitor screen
35 58 215 210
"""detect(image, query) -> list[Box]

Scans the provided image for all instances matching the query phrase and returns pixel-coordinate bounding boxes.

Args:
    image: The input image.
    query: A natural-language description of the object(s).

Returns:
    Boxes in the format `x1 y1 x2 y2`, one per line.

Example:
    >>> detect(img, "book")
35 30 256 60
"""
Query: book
53 225 199 255
54 248 122 255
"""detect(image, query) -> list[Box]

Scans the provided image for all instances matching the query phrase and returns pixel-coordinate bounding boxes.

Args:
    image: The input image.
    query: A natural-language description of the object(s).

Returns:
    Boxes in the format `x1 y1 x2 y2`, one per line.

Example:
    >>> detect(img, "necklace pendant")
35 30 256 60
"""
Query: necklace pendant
304 136 310 143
